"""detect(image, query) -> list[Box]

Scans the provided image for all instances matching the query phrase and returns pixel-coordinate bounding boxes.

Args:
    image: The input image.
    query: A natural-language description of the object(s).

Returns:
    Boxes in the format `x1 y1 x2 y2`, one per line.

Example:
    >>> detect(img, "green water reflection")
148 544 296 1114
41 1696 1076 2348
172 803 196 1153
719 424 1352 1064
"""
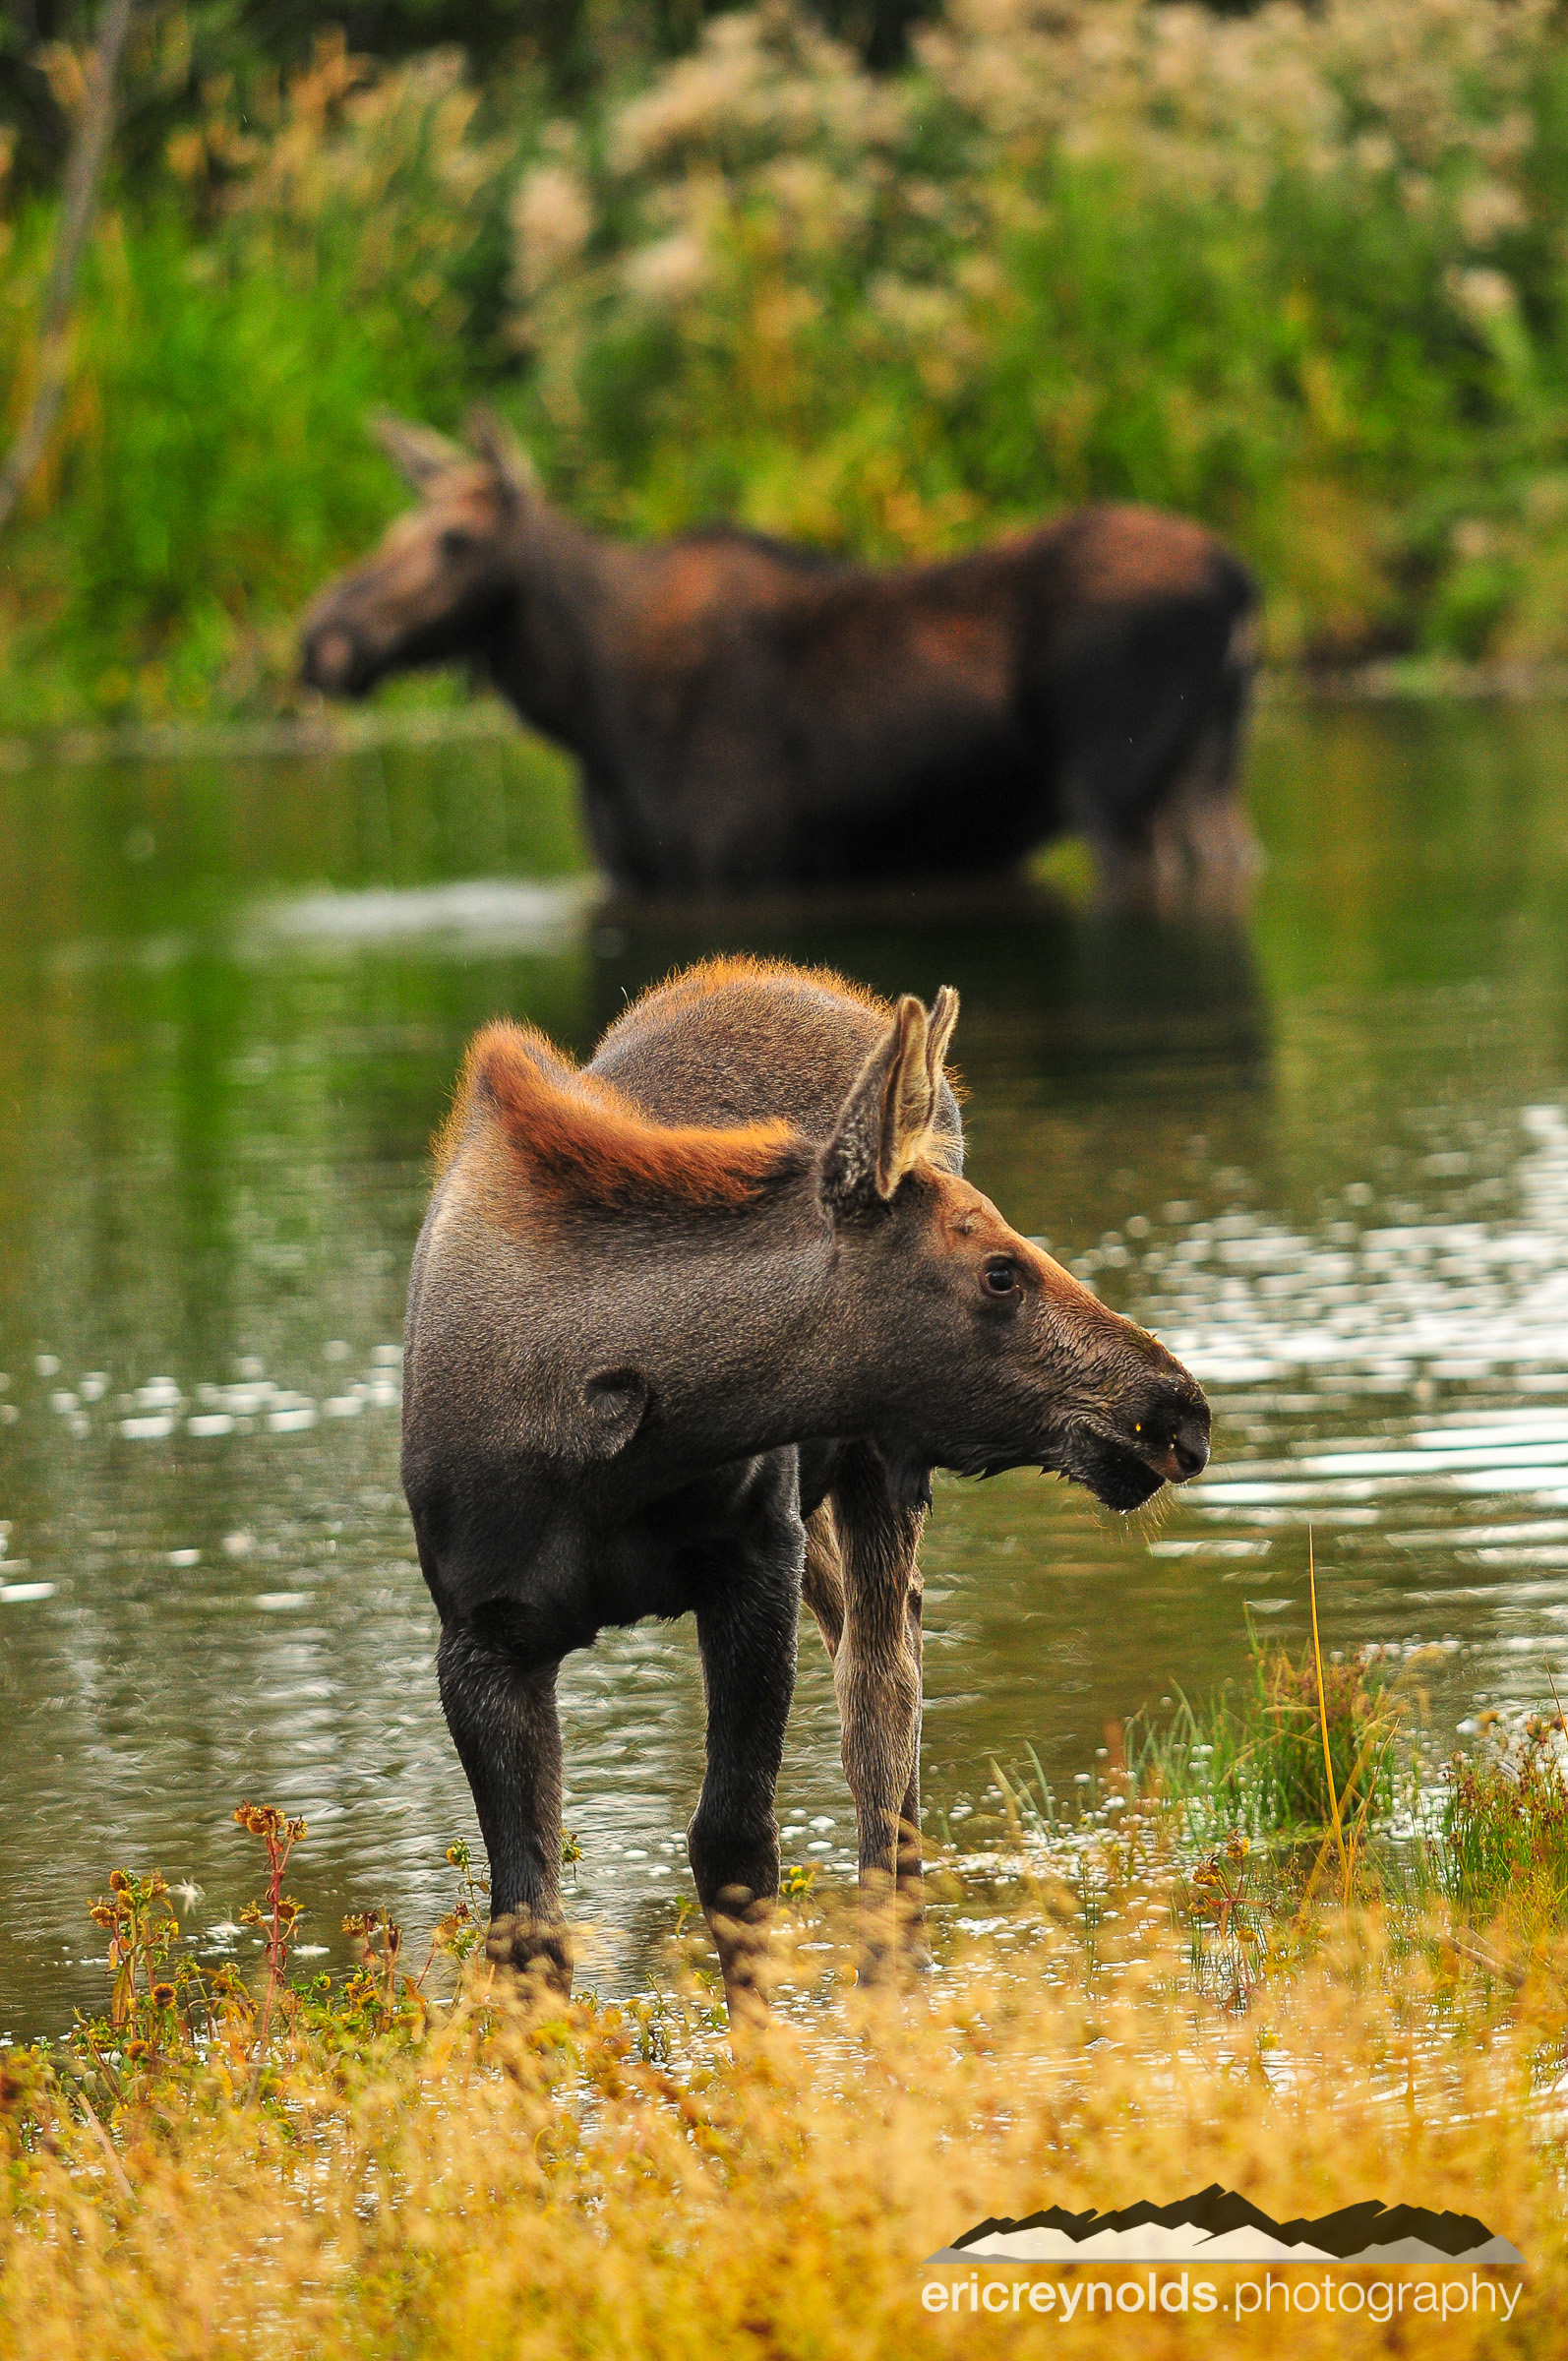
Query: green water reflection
0 700 1565 2033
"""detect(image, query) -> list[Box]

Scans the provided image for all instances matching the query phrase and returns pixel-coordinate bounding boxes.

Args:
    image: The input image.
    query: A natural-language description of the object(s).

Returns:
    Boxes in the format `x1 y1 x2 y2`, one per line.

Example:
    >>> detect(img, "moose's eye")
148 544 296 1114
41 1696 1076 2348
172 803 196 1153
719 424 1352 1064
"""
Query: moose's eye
981 1257 1021 1301
440 526 477 559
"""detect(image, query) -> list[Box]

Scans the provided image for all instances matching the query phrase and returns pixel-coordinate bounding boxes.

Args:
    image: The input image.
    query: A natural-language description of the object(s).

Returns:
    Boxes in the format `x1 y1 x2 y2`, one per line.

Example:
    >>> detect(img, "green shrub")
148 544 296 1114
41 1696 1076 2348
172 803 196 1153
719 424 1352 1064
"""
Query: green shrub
12 1 1568 718
0 38 526 724
516 0 1568 666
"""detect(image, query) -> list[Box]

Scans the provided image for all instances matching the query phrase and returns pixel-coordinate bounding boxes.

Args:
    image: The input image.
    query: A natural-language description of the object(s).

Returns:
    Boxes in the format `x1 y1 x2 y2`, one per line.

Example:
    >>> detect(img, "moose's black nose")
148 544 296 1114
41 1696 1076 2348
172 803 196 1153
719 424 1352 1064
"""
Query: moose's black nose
1169 1414 1210 1482
302 625 357 694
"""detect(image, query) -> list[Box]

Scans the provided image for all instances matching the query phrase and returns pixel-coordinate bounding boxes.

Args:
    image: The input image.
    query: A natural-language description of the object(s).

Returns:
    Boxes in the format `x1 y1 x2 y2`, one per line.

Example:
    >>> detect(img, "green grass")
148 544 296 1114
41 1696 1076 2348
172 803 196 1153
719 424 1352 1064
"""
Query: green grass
1132 1636 1405 1849
995 1608 1568 1962
994 1621 1407 1874
1441 1712 1568 1930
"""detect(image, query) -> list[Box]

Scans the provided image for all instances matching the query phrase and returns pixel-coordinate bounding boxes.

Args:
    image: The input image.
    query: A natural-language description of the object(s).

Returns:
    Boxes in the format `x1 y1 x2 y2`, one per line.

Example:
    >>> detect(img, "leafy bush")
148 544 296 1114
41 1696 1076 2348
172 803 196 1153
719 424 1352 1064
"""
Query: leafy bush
518 0 1568 663
12 0 1568 719
0 36 525 723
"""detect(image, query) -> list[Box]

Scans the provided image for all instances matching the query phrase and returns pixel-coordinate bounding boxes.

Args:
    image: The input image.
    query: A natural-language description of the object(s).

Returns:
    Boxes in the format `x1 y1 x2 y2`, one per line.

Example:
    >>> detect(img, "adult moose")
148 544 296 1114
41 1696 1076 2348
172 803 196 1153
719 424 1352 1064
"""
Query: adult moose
303 414 1260 913
402 957 1211 2025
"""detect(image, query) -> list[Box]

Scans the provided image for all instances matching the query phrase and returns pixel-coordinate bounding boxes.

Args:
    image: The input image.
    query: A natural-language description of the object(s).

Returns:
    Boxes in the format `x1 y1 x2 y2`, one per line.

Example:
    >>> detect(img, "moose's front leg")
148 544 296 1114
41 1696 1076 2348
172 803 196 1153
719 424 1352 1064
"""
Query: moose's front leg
436 1612 573 1997
688 1520 802 2030
830 1444 928 1980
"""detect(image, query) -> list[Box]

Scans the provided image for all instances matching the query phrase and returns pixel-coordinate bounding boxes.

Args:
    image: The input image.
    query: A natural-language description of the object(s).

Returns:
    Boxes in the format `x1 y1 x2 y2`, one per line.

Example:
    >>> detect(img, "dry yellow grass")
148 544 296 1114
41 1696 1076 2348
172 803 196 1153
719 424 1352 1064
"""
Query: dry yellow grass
2 1876 1561 2359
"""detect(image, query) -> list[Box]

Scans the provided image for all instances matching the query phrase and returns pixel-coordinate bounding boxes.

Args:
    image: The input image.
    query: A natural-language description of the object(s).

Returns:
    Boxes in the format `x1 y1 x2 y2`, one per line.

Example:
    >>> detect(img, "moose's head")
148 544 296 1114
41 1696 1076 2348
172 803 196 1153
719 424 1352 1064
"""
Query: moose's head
301 411 531 699
452 980 1210 1517
810 990 1210 1511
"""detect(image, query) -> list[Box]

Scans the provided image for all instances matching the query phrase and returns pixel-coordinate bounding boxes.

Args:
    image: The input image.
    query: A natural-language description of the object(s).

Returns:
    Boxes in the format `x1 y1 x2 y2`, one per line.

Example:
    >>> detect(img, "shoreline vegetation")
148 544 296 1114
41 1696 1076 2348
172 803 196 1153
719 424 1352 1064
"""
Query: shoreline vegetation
4 1629 1568 2353
4 658 1568 776
8 1 1568 730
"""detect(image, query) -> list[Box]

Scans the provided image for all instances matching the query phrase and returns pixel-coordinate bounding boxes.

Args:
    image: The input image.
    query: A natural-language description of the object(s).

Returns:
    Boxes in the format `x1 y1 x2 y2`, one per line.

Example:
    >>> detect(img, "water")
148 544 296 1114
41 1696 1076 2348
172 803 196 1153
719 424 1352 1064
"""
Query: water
0 697 1565 2034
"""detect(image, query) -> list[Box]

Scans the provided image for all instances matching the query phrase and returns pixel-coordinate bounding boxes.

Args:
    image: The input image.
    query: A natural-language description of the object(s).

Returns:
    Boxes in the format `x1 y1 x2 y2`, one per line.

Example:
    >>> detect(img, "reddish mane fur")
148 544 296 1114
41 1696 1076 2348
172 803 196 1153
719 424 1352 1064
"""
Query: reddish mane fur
441 1018 804 1214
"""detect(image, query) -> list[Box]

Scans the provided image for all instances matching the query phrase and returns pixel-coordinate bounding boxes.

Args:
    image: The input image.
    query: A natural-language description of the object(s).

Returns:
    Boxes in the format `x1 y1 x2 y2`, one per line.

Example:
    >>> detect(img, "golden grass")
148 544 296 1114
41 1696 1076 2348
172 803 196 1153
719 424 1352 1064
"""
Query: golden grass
2 1872 1563 2358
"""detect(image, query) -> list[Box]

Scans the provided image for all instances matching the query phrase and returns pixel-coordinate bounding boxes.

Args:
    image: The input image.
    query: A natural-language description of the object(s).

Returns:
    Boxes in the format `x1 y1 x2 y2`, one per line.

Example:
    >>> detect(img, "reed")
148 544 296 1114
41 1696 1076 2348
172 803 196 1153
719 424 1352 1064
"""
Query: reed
1441 1710 1568 1935
0 1796 1562 2358
1098 1627 1405 1862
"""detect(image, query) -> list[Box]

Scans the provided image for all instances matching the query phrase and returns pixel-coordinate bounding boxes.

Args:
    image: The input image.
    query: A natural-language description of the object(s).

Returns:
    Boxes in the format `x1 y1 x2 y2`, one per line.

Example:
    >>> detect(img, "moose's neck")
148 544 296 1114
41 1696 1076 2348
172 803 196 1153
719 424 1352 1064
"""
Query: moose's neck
488 501 623 756
564 1190 876 1492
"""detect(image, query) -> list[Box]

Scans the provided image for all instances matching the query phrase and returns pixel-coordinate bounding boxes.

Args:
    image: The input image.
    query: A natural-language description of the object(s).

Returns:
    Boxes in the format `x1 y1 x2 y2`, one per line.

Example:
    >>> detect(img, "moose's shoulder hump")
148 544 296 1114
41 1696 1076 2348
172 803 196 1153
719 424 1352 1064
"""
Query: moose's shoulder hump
1049 503 1247 605
597 955 890 1049
672 522 845 574
587 958 898 1138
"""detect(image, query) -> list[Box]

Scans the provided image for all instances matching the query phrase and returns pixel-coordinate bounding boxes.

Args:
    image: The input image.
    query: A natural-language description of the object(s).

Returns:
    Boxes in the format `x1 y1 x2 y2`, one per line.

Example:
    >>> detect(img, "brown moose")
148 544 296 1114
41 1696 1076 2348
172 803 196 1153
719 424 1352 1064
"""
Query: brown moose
402 956 1211 2023
304 414 1260 913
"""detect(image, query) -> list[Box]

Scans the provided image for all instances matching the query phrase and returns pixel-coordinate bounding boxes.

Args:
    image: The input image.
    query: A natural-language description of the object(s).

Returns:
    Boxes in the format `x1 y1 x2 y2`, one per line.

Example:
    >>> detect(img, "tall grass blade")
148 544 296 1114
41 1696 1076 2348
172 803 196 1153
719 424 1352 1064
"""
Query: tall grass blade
1307 1529 1350 1907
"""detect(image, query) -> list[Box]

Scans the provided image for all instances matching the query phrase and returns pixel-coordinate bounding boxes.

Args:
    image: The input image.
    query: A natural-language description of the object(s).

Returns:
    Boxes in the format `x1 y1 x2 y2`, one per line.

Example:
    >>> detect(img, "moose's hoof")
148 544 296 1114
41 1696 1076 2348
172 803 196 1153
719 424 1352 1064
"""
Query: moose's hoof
487 1910 573 1999
705 1885 774 2031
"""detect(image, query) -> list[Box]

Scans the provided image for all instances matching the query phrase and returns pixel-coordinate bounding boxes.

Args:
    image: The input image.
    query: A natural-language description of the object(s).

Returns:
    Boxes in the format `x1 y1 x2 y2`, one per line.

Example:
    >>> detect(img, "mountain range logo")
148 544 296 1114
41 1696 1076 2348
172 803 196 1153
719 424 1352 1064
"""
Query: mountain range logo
925 2185 1524 2268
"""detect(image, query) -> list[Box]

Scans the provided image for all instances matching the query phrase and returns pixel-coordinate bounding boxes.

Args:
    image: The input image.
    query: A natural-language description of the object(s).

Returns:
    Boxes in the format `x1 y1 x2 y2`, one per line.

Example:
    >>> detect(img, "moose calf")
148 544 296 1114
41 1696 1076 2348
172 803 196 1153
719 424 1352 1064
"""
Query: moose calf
402 957 1210 2023
305 414 1260 913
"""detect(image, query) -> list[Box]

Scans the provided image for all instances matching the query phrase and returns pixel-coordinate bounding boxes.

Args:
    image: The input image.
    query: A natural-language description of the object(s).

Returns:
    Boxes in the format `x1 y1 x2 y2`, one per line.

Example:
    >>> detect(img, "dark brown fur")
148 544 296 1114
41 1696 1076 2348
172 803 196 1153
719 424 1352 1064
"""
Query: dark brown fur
303 415 1261 912
402 957 1211 2024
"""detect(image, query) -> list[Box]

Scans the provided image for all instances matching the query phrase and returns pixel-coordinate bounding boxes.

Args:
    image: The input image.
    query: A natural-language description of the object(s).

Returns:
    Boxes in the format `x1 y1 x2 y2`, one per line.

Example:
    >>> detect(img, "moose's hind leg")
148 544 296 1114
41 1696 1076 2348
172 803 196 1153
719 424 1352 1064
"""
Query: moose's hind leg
830 1444 928 1980
437 1611 572 1997
801 1499 845 1662
803 1493 927 1957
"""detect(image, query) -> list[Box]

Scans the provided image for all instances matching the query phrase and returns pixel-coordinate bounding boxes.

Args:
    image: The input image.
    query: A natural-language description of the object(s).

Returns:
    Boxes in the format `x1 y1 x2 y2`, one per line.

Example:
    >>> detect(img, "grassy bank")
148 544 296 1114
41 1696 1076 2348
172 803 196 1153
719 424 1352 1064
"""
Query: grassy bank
2 1826 1565 2357
6 1644 1568 2357
7 1 1568 727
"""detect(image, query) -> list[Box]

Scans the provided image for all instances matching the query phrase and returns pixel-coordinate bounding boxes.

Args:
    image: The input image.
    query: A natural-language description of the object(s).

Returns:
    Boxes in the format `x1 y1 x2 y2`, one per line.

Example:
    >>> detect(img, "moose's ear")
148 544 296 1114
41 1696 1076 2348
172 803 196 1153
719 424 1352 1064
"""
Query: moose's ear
369 411 465 493
523 1363 647 1465
923 983 964 1173
924 984 959 1098
818 995 939 1220
580 1365 647 1458
466 407 536 503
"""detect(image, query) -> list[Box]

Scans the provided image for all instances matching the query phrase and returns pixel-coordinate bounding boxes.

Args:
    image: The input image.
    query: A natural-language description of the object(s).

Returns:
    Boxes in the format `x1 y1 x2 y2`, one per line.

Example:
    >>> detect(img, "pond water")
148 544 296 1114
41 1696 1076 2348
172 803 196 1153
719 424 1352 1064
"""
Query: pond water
1 696 1566 2035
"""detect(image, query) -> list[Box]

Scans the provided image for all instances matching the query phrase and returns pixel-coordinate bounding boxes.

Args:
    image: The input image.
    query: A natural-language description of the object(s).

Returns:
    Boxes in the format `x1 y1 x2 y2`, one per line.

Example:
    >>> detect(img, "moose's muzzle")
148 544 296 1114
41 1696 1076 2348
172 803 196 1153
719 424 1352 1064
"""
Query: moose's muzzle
1059 1376 1211 1513
301 618 374 697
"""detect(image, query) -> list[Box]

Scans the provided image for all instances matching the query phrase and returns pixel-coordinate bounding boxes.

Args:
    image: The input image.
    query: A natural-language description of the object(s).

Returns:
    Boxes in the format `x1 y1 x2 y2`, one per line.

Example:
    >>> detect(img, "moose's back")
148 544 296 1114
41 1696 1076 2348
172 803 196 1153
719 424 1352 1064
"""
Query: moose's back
586 955 962 1162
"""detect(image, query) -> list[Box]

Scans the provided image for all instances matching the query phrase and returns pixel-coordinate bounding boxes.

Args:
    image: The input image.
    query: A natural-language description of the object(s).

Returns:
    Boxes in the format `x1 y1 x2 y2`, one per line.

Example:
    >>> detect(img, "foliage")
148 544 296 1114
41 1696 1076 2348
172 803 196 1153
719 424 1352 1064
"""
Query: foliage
0 32 526 726
3 1813 1568 2351
62 1800 478 2128
6 1726 1568 2351
10 1 1568 720
516 0 1568 666
0 1 935 194
1441 1709 1568 1931
1113 1626 1405 1854
0 1799 1565 2356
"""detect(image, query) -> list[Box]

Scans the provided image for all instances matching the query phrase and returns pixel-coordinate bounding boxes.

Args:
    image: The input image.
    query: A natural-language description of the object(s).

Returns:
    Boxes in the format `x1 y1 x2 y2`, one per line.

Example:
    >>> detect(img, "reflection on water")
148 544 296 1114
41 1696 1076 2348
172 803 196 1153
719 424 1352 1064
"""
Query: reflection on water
0 700 1566 2033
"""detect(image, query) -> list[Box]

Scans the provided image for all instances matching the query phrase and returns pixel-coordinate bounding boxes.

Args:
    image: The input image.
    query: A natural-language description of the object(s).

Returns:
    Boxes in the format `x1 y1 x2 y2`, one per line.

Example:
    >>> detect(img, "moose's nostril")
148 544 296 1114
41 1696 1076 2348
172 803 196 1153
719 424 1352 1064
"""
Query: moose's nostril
1170 1417 1210 1481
